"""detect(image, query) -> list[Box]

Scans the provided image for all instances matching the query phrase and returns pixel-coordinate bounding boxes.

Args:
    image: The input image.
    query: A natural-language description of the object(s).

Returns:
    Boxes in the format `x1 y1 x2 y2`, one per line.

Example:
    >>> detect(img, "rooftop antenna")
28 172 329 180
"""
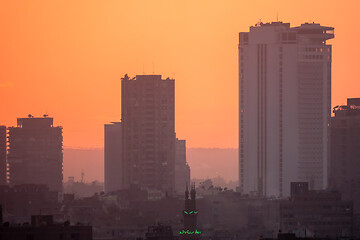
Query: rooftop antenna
276 12 278 22
152 62 155 74
143 63 145 75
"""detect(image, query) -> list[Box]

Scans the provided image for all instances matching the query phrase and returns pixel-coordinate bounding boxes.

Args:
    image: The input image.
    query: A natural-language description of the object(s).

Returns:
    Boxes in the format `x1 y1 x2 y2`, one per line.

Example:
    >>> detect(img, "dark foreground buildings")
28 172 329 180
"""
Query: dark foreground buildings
280 182 353 238
145 225 175 240
0 214 92 240
105 75 189 195
0 184 60 222
7 116 63 192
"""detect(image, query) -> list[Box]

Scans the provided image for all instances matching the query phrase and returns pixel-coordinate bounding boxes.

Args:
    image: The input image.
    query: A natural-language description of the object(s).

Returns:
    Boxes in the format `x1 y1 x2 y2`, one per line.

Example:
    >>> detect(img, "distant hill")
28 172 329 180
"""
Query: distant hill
63 147 238 183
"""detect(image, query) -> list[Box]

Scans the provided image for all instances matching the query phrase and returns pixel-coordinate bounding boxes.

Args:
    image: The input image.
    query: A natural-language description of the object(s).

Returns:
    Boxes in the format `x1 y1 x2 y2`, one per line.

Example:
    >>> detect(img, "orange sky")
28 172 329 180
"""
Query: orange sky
0 0 359 148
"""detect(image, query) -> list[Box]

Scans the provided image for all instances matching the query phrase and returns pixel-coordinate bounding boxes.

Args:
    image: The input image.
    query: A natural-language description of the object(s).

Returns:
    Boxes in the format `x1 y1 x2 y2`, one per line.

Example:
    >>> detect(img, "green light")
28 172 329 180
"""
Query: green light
179 230 202 235
183 210 198 215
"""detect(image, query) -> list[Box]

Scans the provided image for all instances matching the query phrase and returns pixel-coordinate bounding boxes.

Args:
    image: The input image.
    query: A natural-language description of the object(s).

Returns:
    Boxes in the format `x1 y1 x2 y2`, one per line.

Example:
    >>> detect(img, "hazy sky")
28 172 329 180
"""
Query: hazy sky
0 0 359 148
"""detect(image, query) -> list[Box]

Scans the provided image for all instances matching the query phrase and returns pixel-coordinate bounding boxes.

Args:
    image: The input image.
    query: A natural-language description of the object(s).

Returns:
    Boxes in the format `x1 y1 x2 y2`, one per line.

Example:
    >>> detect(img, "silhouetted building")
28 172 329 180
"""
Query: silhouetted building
330 98 360 213
7 116 63 192
121 74 176 193
0 215 92 240
63 178 104 199
260 233 331 240
239 22 334 196
280 182 353 238
0 126 6 185
175 139 190 195
145 224 175 240
104 122 122 193
180 184 201 240
0 184 59 222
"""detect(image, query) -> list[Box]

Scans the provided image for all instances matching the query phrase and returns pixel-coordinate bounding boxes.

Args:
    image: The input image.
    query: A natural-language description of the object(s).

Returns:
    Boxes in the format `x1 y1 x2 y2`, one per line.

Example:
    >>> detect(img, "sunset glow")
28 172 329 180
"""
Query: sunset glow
0 0 359 148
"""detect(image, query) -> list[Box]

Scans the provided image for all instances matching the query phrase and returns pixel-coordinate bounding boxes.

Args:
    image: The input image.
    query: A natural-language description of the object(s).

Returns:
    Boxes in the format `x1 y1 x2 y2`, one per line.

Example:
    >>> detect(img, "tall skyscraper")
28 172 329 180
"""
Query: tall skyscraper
0 126 6 185
175 138 190 194
104 122 122 193
329 98 360 212
7 116 63 192
239 22 334 197
121 74 176 193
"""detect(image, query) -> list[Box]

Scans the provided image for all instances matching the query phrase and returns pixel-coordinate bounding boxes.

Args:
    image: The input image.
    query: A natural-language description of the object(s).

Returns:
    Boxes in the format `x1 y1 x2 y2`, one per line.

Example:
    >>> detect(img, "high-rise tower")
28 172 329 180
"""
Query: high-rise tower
121 74 176 193
7 116 63 192
239 22 334 196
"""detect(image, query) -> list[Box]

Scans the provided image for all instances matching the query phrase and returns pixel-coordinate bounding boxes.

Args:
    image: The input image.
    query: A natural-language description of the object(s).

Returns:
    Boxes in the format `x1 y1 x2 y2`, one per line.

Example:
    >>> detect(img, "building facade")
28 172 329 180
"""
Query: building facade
0 126 6 185
0 184 60 221
175 138 190 195
7 116 63 192
120 74 176 193
329 98 360 213
104 122 122 193
239 22 334 196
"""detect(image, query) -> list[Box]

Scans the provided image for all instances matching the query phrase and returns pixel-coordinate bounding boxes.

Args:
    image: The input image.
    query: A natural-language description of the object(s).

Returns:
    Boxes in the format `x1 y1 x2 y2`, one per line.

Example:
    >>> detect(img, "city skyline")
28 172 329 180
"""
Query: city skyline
1 2 360 238
0 1 359 149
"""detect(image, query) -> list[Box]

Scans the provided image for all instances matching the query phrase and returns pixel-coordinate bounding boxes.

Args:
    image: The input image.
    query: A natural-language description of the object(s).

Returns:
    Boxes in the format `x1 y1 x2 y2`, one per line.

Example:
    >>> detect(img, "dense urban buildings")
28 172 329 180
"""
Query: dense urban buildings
280 182 353 238
145 225 175 240
0 214 92 240
0 126 6 185
239 22 334 197
104 122 122 193
105 74 189 195
0 184 60 222
175 139 190 195
7 116 63 192
329 98 360 213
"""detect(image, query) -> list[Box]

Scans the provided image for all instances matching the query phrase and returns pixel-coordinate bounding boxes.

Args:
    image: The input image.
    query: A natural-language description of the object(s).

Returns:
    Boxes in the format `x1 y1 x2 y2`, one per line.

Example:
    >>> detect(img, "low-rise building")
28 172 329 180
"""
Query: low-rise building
280 182 353 238
0 215 92 240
